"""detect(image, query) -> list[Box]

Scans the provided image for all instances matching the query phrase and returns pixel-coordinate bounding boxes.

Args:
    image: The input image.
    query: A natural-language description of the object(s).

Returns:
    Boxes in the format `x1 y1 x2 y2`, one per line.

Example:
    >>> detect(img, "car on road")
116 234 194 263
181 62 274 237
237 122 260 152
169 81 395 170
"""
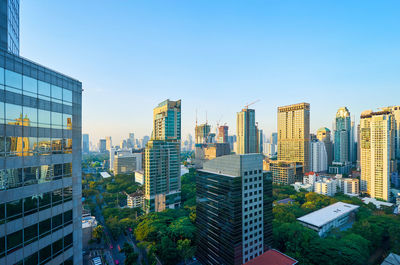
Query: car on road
117 245 121 252
115 260 119 265
109 244 113 250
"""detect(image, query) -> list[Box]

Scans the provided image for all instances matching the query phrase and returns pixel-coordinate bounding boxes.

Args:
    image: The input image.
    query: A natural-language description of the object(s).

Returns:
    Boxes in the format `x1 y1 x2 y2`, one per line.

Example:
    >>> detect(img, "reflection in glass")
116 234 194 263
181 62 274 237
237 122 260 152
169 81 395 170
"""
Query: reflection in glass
23 106 37 126
23 196 38 216
38 138 51 155
0 102 4 124
0 67 4 84
5 70 22 89
52 138 63 154
0 136 4 157
38 192 51 210
39 165 52 183
5 103 22 124
6 199 23 221
24 167 39 186
63 114 72 129
64 138 72 154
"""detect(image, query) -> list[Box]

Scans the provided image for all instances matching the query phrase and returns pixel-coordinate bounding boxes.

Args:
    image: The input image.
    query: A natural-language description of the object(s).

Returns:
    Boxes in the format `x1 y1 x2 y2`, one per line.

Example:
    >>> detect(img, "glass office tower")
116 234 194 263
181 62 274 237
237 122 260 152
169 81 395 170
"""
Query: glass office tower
0 49 82 264
0 0 20 55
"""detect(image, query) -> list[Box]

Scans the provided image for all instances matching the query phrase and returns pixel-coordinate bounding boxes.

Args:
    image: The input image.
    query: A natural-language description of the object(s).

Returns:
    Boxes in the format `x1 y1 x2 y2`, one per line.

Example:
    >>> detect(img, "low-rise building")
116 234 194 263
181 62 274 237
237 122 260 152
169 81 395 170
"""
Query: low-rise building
244 249 298 265
292 182 313 192
114 152 136 175
362 197 394 209
135 170 145 185
339 178 359 196
297 202 359 237
127 190 145 208
269 160 302 185
314 178 337 196
82 216 98 249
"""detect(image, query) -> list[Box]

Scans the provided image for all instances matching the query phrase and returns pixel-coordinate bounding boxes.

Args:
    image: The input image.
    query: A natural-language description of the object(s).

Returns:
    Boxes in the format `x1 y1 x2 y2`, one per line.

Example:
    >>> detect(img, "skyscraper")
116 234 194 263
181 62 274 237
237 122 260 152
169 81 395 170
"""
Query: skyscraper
99 139 107 153
144 99 181 213
82 133 89 153
310 139 328 173
270 132 277 145
237 108 258 154
128 133 135 148
0 0 19 55
277 102 310 173
106 136 112 151
0 3 82 263
195 123 210 144
196 154 272 265
317 127 333 166
360 108 396 201
329 107 353 174
217 125 228 143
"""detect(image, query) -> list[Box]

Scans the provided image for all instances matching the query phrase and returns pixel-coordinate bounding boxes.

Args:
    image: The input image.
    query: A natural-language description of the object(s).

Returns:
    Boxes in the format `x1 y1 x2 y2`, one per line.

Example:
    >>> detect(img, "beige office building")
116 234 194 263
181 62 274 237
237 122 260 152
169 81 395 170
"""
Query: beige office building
360 108 395 201
113 152 136 175
237 108 258 154
277 103 310 173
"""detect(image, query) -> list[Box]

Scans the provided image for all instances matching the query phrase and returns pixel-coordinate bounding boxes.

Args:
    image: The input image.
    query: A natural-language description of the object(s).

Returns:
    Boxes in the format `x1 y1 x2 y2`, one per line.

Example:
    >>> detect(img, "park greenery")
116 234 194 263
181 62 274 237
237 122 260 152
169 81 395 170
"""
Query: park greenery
133 169 197 265
272 184 400 265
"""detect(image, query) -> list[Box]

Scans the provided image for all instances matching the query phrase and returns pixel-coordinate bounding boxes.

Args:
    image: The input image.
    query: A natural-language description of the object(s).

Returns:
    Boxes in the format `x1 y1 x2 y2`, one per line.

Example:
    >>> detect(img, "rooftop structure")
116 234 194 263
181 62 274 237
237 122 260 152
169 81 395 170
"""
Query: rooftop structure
100 172 111 178
381 253 400 265
297 202 359 236
244 249 298 265
362 197 393 209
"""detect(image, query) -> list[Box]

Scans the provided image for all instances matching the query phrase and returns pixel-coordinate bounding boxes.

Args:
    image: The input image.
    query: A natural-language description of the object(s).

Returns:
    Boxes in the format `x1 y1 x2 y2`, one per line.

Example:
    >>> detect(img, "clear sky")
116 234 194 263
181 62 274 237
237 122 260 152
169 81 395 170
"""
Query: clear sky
20 1 400 145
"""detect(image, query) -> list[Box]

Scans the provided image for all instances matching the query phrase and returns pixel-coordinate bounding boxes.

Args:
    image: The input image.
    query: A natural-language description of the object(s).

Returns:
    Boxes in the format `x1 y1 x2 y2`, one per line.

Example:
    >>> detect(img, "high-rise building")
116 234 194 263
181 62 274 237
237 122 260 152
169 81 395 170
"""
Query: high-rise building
128 133 135 148
195 123 210 144
391 106 400 160
257 128 263 153
270 132 278 146
360 108 395 201
237 108 258 154
0 0 19 55
114 152 136 175
317 127 333 166
217 125 229 143
98 139 106 153
333 107 351 163
196 154 272 265
144 100 181 213
106 136 112 151
82 133 89 153
277 103 310 173
0 4 82 262
310 139 328 173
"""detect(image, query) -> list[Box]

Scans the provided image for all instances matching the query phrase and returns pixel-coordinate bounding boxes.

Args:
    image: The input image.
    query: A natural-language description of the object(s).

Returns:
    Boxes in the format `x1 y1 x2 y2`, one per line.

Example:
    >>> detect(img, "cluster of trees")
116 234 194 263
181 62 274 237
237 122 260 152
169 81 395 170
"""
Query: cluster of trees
103 207 139 238
272 184 400 264
133 170 197 265
121 242 139 265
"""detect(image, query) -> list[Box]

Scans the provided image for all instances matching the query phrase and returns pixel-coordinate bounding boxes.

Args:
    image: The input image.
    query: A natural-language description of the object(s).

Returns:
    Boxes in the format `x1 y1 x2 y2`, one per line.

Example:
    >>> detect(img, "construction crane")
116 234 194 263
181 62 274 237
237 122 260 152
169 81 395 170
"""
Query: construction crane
244 99 260 110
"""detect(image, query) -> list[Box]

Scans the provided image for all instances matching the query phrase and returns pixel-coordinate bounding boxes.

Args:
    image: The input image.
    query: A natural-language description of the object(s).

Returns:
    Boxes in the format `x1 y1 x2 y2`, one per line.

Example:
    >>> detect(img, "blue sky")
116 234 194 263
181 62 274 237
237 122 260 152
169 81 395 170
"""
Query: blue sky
20 1 400 144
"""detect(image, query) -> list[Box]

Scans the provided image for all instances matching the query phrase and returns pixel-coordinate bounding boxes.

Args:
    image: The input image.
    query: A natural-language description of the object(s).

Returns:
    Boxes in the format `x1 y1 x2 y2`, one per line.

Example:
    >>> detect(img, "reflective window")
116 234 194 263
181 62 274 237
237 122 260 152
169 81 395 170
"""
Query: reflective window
0 102 4 124
39 192 51 210
23 106 38 126
24 195 39 216
6 199 22 221
5 70 22 89
38 81 50 97
51 85 62 99
0 204 4 224
7 230 22 252
63 187 73 202
39 244 51 263
24 224 38 245
24 167 39 186
5 103 22 124
38 109 50 127
52 213 63 230
23 76 38 96
38 138 51 155
52 238 63 255
63 88 72 103
39 165 52 183
52 189 63 206
39 218 51 238
24 253 38 265
51 112 62 129
63 114 72 129
0 67 4 84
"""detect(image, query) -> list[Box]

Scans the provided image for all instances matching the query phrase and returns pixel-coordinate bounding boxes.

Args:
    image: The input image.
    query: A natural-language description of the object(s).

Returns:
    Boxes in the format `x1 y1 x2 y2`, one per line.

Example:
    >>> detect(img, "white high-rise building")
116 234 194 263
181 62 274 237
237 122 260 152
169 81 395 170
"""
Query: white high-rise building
360 108 395 201
310 140 328 173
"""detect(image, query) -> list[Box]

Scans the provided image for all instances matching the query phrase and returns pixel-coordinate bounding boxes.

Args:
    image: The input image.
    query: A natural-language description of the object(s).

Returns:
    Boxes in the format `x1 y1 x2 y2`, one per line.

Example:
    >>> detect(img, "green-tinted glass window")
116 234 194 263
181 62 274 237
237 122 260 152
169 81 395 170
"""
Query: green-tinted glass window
5 70 22 89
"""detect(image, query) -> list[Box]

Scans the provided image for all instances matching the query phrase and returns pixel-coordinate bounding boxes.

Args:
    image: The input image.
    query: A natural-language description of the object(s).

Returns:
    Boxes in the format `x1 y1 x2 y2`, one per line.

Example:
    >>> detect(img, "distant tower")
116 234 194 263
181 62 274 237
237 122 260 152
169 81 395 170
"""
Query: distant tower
236 108 257 154
317 127 333 166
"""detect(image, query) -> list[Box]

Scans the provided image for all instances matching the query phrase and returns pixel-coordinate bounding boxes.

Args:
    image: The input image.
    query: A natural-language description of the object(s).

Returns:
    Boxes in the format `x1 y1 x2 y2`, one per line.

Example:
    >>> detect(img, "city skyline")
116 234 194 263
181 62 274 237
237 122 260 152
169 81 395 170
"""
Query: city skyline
19 1 400 144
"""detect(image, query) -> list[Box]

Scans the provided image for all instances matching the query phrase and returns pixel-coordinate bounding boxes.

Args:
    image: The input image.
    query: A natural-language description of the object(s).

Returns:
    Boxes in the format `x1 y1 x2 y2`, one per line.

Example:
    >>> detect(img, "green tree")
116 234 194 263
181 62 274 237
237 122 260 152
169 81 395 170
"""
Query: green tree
177 239 196 264
92 225 104 242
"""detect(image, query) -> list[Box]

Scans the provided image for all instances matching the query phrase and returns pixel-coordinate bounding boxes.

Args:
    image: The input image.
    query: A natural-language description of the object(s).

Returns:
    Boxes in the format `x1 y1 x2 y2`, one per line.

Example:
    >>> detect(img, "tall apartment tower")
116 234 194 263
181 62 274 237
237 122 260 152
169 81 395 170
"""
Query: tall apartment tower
360 108 394 201
217 125 228 143
195 123 210 144
334 107 351 163
144 99 181 213
0 0 19 55
277 103 310 173
317 127 333 166
82 133 89 153
196 154 273 265
237 108 258 154
392 106 400 160
0 3 82 263
105 136 112 151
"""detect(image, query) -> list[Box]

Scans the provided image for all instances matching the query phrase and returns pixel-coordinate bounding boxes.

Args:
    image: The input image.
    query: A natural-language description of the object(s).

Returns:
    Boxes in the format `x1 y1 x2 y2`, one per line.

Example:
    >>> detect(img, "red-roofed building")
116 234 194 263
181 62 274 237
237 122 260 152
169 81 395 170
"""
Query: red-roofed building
244 249 298 265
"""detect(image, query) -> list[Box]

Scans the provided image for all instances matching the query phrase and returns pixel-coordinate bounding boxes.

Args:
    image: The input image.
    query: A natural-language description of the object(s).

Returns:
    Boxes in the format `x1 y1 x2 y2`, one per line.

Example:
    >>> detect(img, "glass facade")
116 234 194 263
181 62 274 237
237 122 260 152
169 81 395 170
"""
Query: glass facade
0 0 20 55
0 49 82 265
